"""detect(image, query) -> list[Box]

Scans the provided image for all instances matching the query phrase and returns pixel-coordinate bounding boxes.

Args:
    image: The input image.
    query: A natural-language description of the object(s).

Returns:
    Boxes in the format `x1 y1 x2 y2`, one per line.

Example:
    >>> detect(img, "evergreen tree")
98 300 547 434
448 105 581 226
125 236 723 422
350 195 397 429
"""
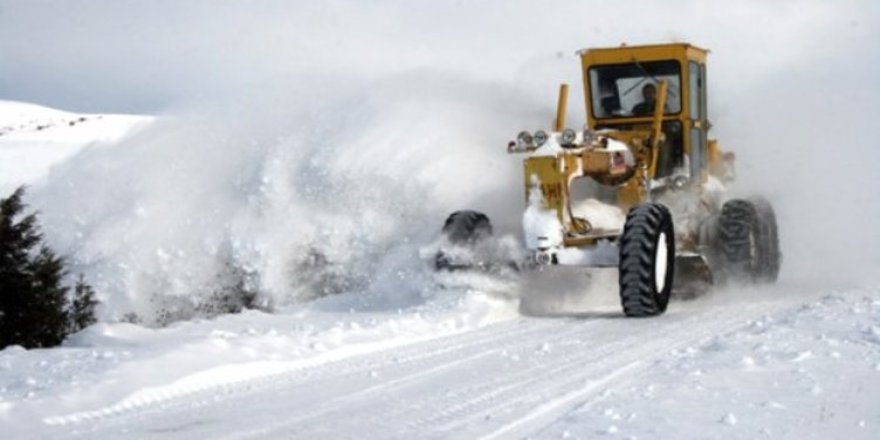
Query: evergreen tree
0 187 77 349
21 247 70 347
70 274 98 333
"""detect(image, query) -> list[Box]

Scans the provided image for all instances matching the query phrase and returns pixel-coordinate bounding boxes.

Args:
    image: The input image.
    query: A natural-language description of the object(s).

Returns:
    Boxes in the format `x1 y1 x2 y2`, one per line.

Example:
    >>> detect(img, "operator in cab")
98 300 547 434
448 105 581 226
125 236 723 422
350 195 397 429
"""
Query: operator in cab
632 83 659 116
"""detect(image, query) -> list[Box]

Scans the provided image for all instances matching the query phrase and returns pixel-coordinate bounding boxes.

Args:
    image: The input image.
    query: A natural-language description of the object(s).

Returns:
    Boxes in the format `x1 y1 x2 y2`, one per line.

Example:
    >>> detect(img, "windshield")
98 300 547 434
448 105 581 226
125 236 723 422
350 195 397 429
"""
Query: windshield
589 60 682 119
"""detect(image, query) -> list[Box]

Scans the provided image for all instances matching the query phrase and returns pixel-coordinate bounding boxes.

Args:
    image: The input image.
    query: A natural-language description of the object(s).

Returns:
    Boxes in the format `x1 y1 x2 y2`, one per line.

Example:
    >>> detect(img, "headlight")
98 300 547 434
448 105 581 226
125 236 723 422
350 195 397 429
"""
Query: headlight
672 175 689 189
534 130 549 146
516 131 534 149
582 129 595 145
561 128 577 145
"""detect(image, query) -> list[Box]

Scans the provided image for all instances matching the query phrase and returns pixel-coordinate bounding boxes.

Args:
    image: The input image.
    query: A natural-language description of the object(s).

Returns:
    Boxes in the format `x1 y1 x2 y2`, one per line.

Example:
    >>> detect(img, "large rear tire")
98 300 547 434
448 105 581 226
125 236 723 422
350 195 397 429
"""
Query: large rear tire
717 198 780 283
619 203 675 317
751 197 781 282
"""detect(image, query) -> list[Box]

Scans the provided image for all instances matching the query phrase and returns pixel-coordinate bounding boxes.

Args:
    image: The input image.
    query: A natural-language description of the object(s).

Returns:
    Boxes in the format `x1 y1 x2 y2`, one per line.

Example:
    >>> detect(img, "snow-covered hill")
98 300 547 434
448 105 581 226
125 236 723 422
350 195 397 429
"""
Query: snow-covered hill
0 100 151 195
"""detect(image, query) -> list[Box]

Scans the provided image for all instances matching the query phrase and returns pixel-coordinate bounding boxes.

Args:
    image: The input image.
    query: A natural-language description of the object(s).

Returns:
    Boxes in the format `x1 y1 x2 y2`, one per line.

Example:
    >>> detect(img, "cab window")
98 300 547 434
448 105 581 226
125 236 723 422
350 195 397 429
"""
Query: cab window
589 60 682 119
688 61 702 119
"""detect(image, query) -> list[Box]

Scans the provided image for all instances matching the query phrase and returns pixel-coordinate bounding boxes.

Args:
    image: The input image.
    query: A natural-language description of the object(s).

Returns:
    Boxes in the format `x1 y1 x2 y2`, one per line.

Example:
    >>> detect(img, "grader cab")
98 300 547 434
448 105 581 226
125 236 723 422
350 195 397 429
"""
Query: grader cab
436 43 780 317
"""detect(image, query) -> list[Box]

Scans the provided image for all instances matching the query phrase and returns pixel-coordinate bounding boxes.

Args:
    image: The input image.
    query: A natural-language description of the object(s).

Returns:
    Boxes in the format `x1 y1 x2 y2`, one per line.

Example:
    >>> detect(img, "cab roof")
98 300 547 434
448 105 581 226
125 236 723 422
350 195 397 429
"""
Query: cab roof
579 42 708 65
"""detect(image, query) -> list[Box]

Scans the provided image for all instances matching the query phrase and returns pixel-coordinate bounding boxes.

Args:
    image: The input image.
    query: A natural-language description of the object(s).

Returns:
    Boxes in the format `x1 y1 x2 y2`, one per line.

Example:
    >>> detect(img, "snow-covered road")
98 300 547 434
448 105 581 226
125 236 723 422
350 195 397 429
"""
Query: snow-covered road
12 283 876 440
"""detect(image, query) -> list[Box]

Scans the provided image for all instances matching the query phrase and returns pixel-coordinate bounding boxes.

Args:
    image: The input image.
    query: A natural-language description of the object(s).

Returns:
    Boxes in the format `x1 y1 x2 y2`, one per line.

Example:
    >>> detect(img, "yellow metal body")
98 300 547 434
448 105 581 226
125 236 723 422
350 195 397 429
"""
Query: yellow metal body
554 84 569 131
517 42 730 250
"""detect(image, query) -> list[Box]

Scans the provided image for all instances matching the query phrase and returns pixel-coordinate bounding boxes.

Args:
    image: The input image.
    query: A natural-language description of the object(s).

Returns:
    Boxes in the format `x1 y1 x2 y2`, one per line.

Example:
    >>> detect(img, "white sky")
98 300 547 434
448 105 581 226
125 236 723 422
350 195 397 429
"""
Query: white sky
0 0 876 113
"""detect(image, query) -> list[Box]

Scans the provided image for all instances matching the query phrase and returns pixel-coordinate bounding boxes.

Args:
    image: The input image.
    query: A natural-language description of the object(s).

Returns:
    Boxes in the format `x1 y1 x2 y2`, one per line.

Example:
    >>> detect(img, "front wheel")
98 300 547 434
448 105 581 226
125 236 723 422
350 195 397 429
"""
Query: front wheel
434 210 493 270
619 203 675 317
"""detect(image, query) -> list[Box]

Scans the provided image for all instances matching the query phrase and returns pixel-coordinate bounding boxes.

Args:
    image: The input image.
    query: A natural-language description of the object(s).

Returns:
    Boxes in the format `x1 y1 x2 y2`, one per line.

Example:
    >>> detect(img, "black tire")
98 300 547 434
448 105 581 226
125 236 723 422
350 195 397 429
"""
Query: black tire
717 198 780 283
750 197 781 282
435 210 493 270
619 203 675 317
441 210 492 244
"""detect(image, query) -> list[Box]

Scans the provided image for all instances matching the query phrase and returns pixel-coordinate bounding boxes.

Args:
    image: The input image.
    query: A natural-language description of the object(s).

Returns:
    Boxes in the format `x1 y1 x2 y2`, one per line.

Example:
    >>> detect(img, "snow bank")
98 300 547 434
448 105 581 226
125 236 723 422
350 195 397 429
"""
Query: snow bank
0 286 518 433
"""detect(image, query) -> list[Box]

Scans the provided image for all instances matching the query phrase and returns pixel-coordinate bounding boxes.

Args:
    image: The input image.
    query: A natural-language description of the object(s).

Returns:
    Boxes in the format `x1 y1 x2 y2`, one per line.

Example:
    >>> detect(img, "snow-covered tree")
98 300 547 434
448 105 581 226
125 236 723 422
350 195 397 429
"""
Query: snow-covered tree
0 187 97 349
70 274 98 333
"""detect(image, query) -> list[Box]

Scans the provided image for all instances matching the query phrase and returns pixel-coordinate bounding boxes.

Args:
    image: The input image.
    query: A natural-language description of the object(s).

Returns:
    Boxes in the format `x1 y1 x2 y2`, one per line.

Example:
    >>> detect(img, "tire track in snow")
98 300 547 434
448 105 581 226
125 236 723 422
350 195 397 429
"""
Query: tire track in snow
57 298 796 439
466 300 802 440
415 308 742 438
467 318 735 439
260 302 778 439
475 361 642 440
408 326 647 433
45 315 542 431
210 323 593 440
215 349 503 440
228 305 754 439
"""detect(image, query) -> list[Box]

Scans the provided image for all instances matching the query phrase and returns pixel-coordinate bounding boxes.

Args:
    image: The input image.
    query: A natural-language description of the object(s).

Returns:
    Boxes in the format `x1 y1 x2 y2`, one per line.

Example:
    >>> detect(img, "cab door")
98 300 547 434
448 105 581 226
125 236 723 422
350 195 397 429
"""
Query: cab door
687 61 708 181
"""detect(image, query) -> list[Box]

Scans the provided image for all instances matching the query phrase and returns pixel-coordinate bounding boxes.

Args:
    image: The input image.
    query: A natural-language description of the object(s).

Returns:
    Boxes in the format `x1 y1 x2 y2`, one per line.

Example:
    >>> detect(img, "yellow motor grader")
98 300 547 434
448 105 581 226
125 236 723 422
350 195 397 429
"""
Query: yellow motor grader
436 43 781 317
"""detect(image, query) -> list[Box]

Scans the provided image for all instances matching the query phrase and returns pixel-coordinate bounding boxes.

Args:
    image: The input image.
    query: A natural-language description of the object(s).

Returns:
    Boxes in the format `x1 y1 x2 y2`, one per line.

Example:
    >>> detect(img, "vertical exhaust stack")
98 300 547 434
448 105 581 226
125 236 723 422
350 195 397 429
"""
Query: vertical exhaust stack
555 84 569 131
649 80 669 176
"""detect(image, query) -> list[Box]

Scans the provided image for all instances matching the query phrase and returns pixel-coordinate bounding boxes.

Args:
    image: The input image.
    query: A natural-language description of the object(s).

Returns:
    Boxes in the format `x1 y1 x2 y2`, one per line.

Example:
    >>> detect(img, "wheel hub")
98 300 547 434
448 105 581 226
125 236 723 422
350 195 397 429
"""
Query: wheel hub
655 232 668 292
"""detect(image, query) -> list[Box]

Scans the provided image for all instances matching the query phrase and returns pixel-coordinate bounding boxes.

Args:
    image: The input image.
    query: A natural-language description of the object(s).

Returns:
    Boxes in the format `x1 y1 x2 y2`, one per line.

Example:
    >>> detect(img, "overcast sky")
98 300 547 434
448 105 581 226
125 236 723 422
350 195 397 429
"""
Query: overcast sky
1 0 876 113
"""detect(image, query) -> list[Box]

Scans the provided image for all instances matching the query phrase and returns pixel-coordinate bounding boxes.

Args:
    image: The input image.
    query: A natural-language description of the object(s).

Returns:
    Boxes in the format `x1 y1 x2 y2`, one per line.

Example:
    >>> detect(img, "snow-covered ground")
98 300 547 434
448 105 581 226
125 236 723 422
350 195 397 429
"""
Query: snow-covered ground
1 264 877 438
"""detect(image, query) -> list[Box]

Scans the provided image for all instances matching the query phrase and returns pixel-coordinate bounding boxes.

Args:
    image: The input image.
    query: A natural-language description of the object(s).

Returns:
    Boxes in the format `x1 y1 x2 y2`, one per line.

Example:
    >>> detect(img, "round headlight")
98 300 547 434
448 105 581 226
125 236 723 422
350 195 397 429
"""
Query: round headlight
534 130 549 146
672 175 689 189
516 131 533 149
561 128 577 145
582 129 595 145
